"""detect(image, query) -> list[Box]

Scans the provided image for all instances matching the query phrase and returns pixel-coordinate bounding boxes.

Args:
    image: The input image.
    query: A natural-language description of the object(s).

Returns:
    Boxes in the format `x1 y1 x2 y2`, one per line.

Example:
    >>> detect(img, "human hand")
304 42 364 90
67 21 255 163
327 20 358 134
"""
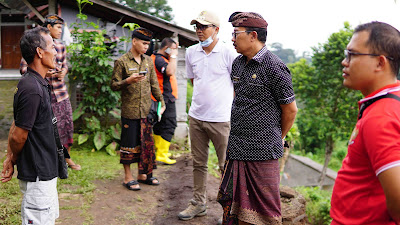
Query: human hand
160 105 166 115
1 157 14 183
170 48 178 57
126 73 146 84
55 68 66 81
47 68 63 80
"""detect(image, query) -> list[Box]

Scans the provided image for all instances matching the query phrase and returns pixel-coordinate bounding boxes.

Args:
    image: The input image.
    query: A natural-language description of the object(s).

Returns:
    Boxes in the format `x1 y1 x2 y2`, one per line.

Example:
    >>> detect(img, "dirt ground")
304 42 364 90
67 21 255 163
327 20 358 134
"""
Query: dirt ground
1 139 308 225
0 139 222 225
57 154 223 225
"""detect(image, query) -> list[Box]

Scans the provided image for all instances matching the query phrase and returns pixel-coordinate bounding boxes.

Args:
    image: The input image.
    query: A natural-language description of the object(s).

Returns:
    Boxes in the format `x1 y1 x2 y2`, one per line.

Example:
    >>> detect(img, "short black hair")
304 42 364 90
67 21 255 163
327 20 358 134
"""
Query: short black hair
42 14 64 28
245 27 267 43
354 21 400 75
20 27 50 64
160 38 176 49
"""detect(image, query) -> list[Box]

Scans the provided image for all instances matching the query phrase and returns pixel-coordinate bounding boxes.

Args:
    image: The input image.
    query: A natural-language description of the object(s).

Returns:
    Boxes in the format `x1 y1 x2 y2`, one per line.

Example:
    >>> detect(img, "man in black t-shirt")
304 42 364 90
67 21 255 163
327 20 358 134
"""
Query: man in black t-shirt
1 27 59 224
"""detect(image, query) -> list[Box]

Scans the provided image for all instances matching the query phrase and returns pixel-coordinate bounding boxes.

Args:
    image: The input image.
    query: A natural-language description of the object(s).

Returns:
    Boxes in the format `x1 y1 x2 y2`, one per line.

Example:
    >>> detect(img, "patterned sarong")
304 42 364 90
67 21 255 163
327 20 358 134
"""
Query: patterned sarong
218 158 282 225
51 95 73 148
119 117 156 175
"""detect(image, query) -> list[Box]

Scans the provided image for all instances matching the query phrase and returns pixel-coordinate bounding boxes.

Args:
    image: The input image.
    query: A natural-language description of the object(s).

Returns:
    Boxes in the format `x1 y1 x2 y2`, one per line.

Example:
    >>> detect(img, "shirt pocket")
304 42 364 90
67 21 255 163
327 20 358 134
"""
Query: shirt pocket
244 79 267 99
124 66 139 78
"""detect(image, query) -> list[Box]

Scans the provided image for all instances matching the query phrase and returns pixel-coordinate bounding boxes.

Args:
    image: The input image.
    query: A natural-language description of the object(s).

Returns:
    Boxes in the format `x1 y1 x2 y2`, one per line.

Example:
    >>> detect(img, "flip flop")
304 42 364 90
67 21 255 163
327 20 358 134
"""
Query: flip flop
137 177 160 186
122 180 141 191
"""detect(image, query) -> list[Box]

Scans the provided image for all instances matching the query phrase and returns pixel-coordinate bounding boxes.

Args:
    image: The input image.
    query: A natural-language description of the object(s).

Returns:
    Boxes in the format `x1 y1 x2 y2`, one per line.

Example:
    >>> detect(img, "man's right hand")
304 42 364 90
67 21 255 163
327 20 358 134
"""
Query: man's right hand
170 48 178 58
1 157 15 183
126 73 146 84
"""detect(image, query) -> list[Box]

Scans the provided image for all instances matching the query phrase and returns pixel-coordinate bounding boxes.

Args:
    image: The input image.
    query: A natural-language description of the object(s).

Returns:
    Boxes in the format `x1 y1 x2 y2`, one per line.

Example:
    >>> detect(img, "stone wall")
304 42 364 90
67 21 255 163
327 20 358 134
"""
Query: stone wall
173 48 188 140
281 185 309 225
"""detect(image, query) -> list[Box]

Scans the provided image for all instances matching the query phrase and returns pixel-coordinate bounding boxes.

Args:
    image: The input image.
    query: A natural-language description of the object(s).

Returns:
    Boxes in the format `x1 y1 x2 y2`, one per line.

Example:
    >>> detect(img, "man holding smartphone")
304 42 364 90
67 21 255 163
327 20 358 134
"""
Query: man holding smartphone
151 38 179 165
111 27 165 191
20 14 80 171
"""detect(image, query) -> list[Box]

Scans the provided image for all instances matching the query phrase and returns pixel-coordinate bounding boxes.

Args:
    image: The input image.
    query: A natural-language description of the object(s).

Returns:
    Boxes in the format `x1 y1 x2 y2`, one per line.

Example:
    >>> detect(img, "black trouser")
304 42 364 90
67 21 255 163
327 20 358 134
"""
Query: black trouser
153 101 177 142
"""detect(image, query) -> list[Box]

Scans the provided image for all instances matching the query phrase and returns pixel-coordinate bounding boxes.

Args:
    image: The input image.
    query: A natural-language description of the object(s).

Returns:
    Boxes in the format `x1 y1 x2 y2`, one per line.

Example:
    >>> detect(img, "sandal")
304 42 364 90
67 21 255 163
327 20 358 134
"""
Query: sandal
122 180 141 191
138 177 160 186
68 164 81 171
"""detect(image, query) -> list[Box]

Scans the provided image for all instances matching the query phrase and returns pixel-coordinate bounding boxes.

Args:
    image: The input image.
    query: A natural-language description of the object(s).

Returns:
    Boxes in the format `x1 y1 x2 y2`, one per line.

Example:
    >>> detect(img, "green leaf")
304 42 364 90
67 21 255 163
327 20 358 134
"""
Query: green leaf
78 133 89 145
110 124 121 140
93 131 106 150
72 103 85 121
122 23 140 31
109 108 121 119
105 141 118 156
85 116 101 130
77 13 87 21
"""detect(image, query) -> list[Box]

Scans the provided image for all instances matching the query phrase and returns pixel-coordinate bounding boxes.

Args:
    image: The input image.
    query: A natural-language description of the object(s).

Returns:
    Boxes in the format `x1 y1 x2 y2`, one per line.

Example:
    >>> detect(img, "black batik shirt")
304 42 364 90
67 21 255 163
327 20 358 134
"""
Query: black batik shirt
227 46 295 161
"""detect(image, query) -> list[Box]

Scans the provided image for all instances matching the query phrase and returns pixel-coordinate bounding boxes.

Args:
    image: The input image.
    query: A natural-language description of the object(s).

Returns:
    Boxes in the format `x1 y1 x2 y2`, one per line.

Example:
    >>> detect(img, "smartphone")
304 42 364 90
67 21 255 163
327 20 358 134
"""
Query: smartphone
139 71 148 76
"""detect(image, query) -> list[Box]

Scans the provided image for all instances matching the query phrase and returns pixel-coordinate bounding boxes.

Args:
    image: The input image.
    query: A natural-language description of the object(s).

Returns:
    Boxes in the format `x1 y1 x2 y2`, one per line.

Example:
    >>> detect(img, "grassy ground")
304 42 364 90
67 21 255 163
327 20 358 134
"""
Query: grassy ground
0 144 121 224
0 137 221 224
0 81 18 139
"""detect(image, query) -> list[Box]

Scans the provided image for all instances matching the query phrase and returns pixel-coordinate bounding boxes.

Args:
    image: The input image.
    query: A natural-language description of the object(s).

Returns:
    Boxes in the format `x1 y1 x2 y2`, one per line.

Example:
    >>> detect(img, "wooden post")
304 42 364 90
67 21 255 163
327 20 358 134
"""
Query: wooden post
48 0 57 15
21 0 44 22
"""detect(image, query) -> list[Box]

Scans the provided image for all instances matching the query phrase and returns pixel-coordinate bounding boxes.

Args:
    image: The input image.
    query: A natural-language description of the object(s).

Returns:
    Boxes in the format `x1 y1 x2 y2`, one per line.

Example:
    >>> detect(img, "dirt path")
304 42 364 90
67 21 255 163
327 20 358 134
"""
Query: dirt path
57 154 222 225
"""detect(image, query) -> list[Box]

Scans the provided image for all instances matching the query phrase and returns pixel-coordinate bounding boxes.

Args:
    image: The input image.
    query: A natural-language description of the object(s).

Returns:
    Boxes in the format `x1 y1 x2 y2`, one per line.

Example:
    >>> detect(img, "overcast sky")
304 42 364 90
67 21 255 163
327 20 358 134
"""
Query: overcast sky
169 0 400 55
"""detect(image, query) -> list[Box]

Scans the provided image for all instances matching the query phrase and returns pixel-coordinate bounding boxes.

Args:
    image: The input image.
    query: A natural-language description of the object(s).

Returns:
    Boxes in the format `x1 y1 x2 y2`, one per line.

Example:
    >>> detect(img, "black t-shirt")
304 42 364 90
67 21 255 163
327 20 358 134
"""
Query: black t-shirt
14 67 58 181
154 53 176 102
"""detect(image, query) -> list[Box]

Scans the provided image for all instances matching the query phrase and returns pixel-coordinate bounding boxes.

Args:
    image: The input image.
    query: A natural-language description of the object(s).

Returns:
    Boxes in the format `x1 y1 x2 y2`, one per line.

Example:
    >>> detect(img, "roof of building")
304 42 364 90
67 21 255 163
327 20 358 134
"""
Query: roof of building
0 0 197 47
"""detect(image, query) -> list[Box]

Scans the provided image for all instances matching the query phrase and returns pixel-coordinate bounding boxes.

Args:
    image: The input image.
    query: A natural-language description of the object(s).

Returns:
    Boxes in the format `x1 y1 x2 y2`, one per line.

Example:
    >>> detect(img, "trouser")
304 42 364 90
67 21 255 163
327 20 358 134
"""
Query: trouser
153 101 177 142
189 116 230 204
19 177 59 225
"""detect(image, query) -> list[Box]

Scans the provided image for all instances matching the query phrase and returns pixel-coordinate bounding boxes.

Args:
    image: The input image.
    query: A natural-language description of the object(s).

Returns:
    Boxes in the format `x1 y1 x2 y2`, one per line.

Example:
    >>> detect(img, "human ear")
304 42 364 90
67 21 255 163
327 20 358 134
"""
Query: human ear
251 31 257 41
376 55 387 72
36 47 43 59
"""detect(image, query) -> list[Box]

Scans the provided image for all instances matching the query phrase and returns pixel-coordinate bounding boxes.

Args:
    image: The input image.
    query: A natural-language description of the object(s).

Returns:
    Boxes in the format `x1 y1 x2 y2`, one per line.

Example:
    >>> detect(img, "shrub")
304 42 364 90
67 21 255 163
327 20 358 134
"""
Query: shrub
296 186 332 225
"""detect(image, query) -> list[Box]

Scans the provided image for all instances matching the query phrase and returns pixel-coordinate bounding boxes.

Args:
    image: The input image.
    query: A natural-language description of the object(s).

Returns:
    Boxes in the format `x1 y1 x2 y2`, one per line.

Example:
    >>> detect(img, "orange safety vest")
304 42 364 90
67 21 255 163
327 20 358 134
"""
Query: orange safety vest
151 54 178 101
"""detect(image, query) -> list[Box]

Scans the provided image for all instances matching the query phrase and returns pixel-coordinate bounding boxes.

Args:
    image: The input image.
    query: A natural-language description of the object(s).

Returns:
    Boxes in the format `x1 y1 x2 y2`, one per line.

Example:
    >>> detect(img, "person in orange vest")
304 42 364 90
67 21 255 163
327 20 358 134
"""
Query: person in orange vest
151 38 179 165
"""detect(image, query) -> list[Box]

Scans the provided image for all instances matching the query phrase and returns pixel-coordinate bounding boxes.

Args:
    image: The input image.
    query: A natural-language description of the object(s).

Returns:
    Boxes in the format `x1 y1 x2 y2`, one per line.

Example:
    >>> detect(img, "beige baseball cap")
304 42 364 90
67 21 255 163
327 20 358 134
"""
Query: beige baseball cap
190 11 220 27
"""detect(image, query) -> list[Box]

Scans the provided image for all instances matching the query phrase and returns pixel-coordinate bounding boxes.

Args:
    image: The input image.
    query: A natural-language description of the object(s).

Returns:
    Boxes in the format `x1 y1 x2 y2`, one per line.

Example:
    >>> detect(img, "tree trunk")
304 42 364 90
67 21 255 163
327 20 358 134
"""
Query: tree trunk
318 136 334 188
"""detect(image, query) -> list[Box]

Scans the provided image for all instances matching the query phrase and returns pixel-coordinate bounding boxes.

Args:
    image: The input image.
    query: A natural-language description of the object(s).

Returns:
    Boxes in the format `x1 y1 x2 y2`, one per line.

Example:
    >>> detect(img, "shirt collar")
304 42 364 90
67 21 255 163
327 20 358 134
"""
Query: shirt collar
27 67 48 86
237 45 268 63
359 81 400 104
127 50 145 61
195 39 222 53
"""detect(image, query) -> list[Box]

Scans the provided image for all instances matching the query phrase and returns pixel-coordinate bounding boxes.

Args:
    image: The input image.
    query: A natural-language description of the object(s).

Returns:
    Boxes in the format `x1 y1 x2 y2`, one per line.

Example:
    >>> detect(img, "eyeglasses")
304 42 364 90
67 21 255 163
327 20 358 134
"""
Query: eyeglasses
344 49 394 62
194 24 214 31
231 31 251 39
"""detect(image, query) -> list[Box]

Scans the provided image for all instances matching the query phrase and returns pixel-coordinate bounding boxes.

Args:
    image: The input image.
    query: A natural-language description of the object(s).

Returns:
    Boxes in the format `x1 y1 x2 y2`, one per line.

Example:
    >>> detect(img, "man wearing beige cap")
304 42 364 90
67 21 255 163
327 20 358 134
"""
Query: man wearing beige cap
178 11 236 221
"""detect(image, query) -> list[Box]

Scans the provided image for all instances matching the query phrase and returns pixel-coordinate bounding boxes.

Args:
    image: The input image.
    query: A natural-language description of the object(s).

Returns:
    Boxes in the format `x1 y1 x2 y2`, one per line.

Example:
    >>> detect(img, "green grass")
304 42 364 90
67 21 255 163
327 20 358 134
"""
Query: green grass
296 186 332 225
0 142 121 224
292 140 348 172
207 142 220 178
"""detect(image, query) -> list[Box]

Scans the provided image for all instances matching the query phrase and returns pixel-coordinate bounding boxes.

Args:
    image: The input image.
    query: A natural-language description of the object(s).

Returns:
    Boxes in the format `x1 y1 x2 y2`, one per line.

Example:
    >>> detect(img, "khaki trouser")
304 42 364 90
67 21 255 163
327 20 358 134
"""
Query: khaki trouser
189 116 230 204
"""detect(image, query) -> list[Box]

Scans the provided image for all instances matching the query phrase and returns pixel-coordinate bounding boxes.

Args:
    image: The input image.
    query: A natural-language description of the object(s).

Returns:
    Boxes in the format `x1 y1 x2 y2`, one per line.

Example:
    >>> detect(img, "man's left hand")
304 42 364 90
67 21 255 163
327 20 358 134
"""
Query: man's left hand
160 105 166 115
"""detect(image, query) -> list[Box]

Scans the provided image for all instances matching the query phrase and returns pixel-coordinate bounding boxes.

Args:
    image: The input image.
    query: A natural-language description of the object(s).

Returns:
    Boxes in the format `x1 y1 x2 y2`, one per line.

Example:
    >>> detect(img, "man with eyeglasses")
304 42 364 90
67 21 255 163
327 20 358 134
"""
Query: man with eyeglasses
178 10 236 221
217 12 297 224
331 21 400 225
